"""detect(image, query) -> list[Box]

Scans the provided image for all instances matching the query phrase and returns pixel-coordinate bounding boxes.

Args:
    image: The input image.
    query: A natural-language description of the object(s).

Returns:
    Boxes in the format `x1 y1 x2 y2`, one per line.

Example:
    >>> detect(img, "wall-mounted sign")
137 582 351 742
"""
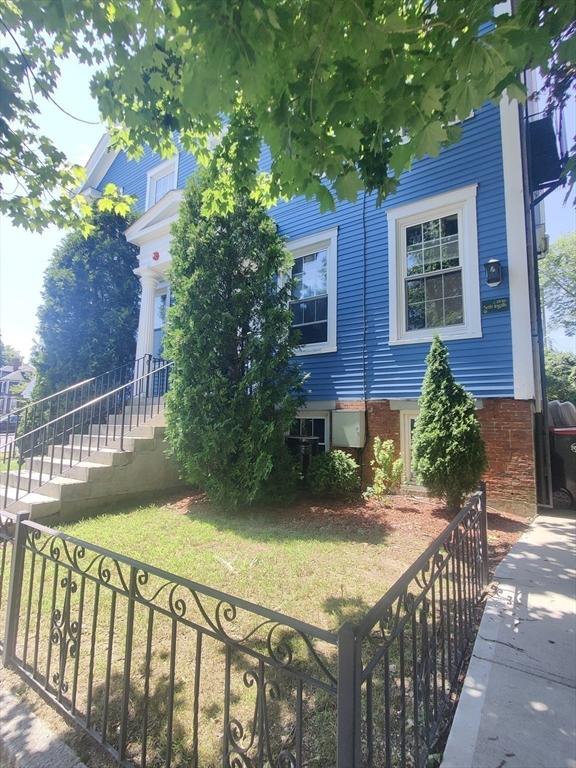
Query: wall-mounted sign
482 297 509 315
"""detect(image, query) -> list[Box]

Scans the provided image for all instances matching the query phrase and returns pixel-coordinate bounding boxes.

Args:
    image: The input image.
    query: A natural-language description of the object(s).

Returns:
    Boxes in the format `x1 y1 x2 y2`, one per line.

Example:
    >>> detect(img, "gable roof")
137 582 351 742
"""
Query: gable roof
124 189 183 246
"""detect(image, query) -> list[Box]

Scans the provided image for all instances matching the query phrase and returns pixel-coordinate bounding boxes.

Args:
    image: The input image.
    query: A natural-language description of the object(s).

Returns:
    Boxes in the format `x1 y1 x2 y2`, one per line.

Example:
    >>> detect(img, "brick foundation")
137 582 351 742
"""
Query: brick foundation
355 398 537 516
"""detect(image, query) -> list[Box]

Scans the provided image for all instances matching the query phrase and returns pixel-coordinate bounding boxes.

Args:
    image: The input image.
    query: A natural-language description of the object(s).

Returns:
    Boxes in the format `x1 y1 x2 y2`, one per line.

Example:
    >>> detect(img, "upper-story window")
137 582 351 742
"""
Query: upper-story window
387 185 482 345
146 157 178 209
286 227 338 355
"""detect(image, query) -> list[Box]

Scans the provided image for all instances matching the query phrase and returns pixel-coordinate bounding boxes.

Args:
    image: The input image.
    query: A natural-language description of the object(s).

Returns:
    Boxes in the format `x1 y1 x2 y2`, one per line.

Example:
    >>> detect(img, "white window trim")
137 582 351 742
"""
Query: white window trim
286 227 338 356
294 410 331 452
387 184 481 345
145 156 179 210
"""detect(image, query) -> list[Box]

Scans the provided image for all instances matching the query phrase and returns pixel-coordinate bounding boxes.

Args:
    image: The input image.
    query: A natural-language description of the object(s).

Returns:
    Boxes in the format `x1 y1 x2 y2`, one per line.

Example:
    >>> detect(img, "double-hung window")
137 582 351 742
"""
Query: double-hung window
387 185 481 345
286 227 338 355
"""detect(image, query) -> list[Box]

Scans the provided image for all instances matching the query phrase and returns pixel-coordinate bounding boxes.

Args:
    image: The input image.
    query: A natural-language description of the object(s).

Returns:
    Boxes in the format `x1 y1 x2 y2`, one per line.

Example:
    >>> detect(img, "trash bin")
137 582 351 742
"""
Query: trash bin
285 435 320 475
549 426 576 509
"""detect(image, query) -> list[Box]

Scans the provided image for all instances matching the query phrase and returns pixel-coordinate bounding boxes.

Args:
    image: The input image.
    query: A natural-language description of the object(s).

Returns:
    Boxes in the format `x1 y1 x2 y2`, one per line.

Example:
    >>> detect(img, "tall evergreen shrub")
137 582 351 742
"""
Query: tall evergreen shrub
412 336 487 512
164 173 304 508
33 209 139 396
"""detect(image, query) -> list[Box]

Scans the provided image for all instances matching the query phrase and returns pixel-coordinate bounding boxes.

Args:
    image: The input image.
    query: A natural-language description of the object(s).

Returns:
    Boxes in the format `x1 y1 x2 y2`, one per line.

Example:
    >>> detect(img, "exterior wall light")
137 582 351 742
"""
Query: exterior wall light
484 259 503 287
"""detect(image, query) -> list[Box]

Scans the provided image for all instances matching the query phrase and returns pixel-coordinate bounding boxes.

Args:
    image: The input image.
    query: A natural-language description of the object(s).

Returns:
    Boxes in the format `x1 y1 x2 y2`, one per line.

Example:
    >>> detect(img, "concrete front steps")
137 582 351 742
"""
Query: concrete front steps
0 411 185 521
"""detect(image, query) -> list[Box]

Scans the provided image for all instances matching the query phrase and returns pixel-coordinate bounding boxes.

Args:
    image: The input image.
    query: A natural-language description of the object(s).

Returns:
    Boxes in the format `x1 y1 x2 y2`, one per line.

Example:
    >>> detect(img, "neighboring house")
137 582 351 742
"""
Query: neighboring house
80 96 558 516
0 366 36 415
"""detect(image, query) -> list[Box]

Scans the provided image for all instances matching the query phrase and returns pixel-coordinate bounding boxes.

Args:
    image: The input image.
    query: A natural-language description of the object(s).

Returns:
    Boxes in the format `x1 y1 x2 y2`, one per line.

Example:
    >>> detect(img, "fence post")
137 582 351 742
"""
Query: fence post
3 510 30 667
336 621 361 768
479 481 489 585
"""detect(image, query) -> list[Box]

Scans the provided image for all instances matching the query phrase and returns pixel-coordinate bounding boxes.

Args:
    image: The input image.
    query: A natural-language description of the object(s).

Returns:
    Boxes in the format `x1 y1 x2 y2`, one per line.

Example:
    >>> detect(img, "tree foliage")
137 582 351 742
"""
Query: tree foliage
1 1 574 228
412 336 487 512
540 233 576 338
545 350 576 403
0 336 23 368
32 209 140 396
163 149 304 508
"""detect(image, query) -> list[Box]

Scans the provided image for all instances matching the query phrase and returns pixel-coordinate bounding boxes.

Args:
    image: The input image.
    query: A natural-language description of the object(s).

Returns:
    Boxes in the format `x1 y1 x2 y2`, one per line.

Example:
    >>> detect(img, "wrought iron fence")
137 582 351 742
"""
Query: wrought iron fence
1 486 488 767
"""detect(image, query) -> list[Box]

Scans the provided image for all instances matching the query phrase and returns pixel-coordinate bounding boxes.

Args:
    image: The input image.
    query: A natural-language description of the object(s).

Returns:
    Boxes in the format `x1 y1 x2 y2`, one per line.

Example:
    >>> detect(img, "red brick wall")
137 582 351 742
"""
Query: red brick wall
355 398 536 513
477 398 536 510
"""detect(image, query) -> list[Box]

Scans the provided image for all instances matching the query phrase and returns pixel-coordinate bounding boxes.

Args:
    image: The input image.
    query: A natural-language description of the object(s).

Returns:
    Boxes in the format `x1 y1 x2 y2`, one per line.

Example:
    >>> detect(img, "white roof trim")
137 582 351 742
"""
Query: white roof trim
80 133 120 192
124 189 183 246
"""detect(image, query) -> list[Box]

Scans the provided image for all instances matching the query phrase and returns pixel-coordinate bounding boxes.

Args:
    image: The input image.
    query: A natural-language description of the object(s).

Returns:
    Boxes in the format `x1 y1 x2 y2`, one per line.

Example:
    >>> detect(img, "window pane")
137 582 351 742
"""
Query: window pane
407 250 424 275
313 419 326 445
441 239 459 269
315 295 328 321
406 278 424 305
154 171 174 203
443 271 462 298
423 246 442 273
292 250 327 299
407 303 425 330
298 322 328 344
425 275 443 301
425 299 444 328
406 224 422 246
423 218 441 243
444 296 464 326
441 214 458 237
301 418 313 437
154 293 168 330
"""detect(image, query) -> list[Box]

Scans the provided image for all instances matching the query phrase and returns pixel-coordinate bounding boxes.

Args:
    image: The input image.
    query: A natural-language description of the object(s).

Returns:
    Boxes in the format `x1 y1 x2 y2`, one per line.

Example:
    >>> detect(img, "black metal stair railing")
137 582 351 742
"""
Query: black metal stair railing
0 355 160 465
1 359 172 509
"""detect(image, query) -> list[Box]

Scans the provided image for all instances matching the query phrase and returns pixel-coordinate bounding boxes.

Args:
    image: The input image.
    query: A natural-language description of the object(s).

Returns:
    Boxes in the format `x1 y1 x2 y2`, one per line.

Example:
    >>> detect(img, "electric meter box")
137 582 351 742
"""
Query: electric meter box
332 411 366 449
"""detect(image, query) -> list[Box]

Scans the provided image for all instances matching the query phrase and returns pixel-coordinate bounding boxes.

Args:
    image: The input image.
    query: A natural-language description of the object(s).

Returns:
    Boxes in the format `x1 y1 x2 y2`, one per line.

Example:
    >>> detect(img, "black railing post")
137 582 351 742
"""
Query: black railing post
336 621 361 768
119 565 136 760
3 510 30 666
479 481 489 584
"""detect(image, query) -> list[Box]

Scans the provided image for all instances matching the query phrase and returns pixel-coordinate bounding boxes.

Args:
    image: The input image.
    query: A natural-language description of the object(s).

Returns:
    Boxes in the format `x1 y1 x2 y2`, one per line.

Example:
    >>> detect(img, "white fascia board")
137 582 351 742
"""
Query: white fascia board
80 133 119 192
499 95 536 400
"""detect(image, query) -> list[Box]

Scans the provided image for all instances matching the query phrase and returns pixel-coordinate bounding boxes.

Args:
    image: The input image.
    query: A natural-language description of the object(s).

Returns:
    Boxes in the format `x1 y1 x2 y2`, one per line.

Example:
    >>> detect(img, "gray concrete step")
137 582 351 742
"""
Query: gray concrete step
0 483 61 518
0 469 89 500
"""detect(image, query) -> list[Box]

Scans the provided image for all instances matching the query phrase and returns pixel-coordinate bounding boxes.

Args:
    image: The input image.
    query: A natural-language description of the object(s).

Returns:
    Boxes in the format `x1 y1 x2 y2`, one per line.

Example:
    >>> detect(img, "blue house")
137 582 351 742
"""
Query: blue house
81 96 547 515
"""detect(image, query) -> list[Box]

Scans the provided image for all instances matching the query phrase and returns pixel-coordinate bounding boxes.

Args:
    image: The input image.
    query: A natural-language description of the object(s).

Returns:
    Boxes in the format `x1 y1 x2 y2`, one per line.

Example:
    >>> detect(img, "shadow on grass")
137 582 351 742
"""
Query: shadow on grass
180 496 392 545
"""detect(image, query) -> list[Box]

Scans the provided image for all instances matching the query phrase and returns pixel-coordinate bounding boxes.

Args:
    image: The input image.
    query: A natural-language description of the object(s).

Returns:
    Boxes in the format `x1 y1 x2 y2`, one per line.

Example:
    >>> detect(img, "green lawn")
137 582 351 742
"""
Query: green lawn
58 494 431 630
10 494 439 768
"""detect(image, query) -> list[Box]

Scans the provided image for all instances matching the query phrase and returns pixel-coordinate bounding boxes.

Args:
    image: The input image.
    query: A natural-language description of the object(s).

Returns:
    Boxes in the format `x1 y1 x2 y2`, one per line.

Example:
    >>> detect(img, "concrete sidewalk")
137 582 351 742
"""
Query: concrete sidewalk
443 513 576 768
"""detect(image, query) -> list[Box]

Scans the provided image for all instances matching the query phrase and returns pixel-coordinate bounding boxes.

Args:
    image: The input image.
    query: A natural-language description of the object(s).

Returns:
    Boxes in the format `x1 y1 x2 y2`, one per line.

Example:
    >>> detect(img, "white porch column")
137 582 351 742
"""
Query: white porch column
134 267 158 361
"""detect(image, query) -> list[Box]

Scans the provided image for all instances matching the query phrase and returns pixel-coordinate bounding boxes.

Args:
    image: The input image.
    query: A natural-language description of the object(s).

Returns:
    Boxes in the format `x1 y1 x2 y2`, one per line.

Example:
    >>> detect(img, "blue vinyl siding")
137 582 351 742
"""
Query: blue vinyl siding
99 102 515 401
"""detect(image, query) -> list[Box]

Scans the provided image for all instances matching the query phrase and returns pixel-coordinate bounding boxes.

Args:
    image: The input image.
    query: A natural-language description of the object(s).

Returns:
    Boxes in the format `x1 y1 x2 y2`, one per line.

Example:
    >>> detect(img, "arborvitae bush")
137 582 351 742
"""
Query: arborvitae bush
306 450 361 498
164 170 304 508
364 437 403 502
412 336 487 512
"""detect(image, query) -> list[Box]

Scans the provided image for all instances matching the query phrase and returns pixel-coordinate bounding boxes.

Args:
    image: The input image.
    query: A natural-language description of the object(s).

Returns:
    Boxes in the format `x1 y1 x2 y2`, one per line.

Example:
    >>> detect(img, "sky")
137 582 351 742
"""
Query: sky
0 63 575 362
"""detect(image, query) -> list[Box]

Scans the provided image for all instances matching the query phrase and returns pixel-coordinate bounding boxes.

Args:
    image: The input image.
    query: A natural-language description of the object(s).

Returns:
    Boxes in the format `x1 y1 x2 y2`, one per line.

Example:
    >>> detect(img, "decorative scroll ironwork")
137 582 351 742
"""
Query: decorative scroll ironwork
226 666 297 768
21 521 337 692
0 511 16 543
51 575 80 695
2 486 487 768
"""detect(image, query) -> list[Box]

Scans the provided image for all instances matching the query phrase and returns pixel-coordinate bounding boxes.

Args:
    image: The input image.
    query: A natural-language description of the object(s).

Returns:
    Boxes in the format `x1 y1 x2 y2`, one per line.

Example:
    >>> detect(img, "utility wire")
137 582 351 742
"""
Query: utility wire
0 19 100 126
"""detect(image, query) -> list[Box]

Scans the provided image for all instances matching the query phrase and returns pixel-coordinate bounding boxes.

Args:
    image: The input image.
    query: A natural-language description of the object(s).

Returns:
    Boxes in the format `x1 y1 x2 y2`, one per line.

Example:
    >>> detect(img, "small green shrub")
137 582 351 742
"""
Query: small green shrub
306 450 361 498
364 437 403 501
